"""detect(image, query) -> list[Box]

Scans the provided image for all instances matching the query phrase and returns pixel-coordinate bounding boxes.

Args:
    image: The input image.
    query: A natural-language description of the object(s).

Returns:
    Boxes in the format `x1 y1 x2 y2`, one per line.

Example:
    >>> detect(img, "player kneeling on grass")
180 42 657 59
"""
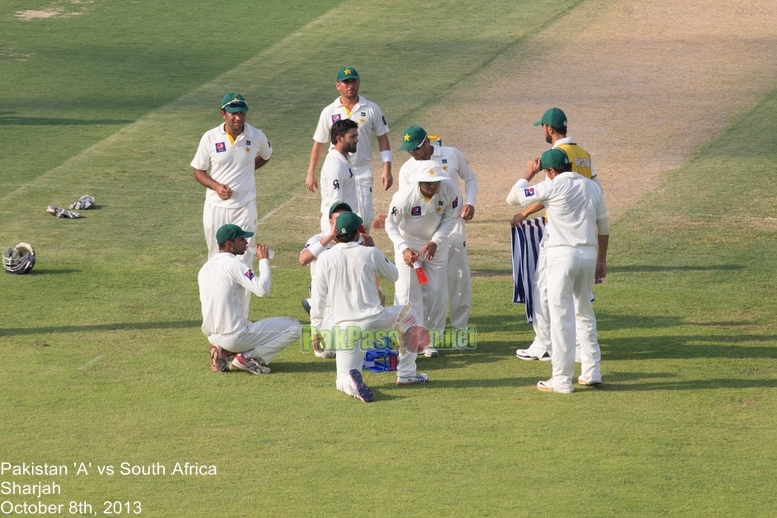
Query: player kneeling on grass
310 212 429 402
199 224 301 375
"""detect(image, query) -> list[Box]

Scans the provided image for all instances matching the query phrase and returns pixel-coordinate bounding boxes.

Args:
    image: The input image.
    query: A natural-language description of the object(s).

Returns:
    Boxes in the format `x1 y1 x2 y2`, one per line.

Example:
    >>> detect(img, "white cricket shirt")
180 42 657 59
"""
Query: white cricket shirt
313 95 389 171
310 242 398 327
320 148 358 217
385 181 460 252
198 253 271 336
399 146 479 206
507 173 608 257
191 122 273 209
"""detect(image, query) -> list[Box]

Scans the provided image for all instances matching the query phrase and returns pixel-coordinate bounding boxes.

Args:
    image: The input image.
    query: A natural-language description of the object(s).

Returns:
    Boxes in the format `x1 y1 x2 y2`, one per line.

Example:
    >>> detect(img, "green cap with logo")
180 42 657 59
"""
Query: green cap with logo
540 148 570 171
335 212 363 235
221 93 249 113
399 125 428 151
328 201 353 218
336 66 360 82
533 107 566 128
216 224 254 245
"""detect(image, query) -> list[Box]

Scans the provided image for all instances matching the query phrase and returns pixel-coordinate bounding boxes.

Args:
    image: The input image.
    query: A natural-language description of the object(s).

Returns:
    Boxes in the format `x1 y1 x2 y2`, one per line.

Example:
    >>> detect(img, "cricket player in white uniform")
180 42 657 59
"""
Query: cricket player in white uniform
311 212 428 402
192 93 273 269
511 108 601 363
300 202 366 358
199 224 301 375
398 126 478 333
318 119 359 234
386 161 460 357
306 66 392 230
507 149 609 393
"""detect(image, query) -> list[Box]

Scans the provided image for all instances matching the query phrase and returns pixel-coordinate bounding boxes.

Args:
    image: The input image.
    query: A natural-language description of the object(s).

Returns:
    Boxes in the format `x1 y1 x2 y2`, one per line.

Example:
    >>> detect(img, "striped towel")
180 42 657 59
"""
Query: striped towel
511 217 545 323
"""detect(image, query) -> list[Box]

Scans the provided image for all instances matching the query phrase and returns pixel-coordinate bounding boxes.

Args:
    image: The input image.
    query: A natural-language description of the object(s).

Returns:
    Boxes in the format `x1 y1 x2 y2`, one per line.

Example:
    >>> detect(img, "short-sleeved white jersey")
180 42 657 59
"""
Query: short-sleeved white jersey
191 123 272 209
507 172 608 255
313 95 389 170
320 149 358 217
198 253 271 336
310 242 398 328
399 145 478 206
385 181 460 252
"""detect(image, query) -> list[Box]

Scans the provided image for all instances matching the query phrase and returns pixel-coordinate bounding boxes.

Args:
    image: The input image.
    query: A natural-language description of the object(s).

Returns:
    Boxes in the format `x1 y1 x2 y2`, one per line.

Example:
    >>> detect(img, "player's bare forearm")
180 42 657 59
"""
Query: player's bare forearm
306 141 325 192
595 234 609 283
254 156 270 170
377 134 393 190
194 169 232 199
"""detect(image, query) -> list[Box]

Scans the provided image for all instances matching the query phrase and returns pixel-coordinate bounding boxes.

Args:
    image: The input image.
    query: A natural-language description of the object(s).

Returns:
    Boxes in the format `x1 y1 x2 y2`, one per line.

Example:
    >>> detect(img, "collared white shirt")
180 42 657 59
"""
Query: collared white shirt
385 181 460 252
313 95 389 170
191 123 272 209
302 233 366 280
507 172 608 256
319 149 358 217
310 242 398 328
198 253 271 337
399 145 479 206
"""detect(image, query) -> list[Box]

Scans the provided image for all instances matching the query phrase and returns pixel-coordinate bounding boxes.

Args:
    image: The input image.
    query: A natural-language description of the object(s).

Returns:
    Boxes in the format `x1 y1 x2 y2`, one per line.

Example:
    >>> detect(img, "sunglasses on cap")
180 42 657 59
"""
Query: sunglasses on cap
221 100 248 110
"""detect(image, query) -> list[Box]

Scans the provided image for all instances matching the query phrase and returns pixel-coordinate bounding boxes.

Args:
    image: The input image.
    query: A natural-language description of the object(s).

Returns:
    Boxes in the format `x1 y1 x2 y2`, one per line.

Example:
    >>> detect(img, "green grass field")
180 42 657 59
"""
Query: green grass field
2 0 776 516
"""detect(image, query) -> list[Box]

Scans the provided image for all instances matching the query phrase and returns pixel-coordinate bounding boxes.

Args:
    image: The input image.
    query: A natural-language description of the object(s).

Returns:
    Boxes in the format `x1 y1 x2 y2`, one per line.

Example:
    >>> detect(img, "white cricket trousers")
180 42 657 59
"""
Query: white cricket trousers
334 305 421 396
393 241 448 338
209 317 301 364
447 219 472 330
352 164 375 232
527 239 552 356
204 201 257 317
545 246 601 393
203 200 257 268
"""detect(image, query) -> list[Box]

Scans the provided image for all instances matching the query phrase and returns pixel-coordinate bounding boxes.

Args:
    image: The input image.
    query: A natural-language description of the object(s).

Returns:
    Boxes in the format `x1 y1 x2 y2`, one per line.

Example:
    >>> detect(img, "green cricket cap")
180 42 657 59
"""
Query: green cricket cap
336 66 360 82
399 125 428 151
328 201 353 218
335 212 363 235
533 107 566 128
540 148 570 171
221 93 249 113
216 224 254 245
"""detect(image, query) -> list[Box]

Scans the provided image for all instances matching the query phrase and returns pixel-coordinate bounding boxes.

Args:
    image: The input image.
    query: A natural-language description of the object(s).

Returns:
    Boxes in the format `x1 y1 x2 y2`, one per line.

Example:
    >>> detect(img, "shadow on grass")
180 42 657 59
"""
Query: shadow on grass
599 378 777 391
0 320 201 336
610 264 744 273
0 116 133 126
429 376 543 389
27 269 81 275
602 335 777 360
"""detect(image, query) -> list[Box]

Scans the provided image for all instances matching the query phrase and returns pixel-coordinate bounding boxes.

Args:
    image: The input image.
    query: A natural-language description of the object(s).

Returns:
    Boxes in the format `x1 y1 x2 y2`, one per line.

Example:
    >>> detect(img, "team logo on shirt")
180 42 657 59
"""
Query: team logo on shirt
215 142 226 153
452 197 458 209
361 112 366 116
411 206 422 216
441 159 448 164
524 188 535 197
332 114 341 123
246 141 251 145
391 207 397 216
333 179 340 190
244 270 255 280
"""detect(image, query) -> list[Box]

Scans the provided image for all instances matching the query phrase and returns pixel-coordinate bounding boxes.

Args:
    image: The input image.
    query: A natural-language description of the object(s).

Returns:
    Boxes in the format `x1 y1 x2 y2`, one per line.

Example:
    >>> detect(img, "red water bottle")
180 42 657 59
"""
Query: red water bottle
413 260 428 285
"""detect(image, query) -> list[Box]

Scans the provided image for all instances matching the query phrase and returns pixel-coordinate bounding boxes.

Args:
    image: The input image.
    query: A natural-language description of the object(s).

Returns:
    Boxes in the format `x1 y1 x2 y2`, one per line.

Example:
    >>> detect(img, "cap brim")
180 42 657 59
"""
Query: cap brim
337 75 360 81
533 120 542 126
224 106 248 113
240 231 255 238
399 141 421 151
328 202 353 217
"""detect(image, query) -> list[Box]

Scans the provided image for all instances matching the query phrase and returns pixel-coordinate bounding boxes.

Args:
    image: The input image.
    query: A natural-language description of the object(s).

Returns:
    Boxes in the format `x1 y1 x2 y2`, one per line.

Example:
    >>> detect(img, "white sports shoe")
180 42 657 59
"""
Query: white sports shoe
516 349 551 361
423 347 439 358
396 373 429 386
231 354 271 375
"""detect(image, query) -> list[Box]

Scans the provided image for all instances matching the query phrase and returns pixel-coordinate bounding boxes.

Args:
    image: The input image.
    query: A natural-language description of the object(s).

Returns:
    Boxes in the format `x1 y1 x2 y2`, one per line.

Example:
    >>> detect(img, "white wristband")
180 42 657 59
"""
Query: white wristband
380 150 392 163
308 241 326 258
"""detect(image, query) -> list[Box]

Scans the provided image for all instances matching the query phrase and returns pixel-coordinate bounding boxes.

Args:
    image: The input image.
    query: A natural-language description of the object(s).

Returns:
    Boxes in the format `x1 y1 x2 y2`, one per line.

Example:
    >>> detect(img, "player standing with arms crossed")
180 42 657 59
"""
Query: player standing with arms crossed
398 126 478 337
306 67 392 231
511 108 601 362
386 161 460 357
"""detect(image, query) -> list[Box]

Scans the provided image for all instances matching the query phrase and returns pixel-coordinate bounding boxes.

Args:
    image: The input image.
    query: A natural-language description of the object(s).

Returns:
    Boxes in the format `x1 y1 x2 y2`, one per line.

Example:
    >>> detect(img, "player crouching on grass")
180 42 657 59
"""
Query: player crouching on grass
199 224 301 375
299 201 386 358
310 212 429 402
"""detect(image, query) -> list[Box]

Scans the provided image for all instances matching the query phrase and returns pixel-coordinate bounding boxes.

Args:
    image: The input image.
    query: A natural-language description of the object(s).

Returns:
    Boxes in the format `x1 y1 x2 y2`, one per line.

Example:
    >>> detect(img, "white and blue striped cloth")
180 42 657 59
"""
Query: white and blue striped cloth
510 217 545 323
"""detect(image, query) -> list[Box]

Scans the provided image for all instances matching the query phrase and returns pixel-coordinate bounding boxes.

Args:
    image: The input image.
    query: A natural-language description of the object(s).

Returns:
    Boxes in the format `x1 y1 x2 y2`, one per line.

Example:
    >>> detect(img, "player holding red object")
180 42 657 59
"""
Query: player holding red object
385 161 460 358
